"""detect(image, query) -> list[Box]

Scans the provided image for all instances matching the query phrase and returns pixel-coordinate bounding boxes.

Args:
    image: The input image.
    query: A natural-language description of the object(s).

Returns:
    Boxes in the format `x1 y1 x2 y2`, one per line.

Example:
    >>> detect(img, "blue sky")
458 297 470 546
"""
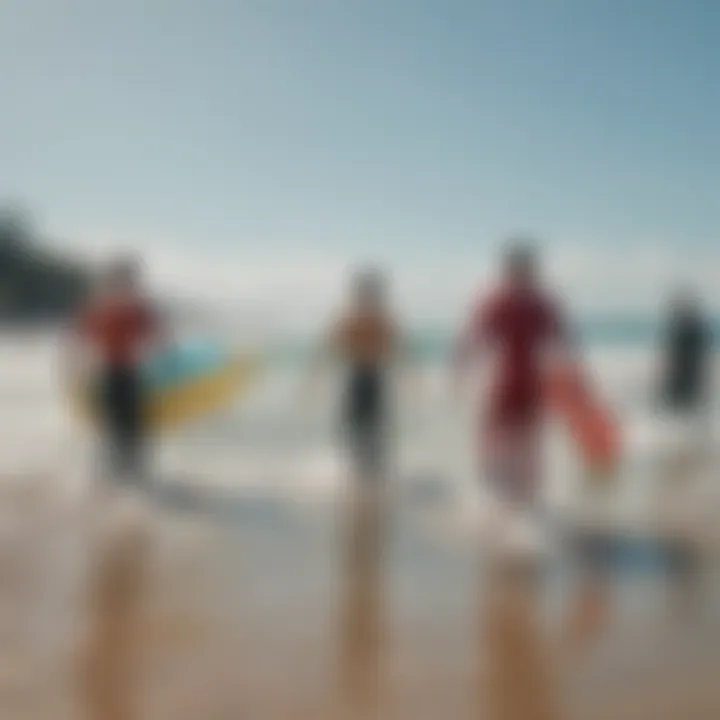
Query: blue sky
1 0 719 324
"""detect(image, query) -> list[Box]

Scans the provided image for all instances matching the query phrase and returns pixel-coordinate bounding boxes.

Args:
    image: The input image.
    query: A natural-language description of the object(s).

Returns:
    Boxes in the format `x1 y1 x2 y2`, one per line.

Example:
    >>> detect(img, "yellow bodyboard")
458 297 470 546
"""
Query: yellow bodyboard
70 355 261 433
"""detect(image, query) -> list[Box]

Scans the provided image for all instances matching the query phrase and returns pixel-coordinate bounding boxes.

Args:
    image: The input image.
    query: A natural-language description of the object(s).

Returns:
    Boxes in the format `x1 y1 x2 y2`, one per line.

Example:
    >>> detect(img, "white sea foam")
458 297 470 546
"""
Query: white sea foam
2 330 720 540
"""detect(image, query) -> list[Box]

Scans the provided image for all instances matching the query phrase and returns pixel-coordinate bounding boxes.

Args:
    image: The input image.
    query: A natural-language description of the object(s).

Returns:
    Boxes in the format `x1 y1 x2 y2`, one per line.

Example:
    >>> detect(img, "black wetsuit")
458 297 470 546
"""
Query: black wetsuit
661 313 711 413
344 363 386 481
99 364 146 479
79 298 156 482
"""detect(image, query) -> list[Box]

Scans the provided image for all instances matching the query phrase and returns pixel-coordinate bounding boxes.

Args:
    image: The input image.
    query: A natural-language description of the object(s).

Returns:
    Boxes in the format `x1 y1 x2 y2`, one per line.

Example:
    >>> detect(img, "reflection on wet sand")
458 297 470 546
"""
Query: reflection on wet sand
562 570 611 658
1 474 719 719
82 494 151 720
480 558 562 720
337 487 387 714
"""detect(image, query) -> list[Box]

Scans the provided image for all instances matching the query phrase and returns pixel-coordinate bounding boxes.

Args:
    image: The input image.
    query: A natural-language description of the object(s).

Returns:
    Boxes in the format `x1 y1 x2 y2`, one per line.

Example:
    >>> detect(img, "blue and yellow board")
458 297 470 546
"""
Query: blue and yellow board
72 341 262 432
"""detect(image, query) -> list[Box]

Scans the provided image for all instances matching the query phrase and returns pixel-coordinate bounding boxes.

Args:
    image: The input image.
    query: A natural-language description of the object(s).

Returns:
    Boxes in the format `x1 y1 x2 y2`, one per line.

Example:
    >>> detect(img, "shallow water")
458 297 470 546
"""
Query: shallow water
0 474 719 720
2 330 720 536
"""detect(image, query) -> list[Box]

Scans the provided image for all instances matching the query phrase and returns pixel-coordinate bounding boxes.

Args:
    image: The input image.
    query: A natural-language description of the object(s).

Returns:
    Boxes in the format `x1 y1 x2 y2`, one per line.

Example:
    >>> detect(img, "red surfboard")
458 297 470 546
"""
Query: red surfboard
545 362 620 478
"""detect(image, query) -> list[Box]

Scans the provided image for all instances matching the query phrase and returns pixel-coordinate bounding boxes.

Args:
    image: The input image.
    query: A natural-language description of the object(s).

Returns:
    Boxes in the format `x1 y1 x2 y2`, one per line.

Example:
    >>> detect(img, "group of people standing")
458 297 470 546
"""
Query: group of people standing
67 239 713 522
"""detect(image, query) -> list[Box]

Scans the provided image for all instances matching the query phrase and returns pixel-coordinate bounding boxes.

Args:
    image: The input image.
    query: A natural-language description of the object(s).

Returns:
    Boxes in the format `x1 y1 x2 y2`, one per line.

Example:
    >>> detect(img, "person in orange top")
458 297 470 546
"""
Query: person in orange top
70 255 166 484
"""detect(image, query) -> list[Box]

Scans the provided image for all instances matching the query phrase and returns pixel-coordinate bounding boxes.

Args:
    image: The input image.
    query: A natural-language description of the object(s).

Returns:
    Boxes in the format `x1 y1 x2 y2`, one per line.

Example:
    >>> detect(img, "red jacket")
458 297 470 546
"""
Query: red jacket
459 285 562 423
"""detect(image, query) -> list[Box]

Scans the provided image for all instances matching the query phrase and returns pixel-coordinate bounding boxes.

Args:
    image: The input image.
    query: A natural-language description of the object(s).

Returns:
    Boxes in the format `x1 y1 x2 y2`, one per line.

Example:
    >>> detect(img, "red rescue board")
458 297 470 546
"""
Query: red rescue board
545 362 620 477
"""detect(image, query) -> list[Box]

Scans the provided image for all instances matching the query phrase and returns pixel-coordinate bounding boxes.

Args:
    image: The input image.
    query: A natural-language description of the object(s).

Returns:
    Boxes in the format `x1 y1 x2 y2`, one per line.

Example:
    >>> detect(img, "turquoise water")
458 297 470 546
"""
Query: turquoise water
139 314 718 391
268 317 700 367
405 318 666 361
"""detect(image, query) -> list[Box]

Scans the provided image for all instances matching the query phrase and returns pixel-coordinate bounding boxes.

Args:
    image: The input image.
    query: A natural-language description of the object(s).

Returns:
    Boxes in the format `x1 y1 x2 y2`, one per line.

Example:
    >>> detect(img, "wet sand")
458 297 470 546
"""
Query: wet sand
1 475 719 720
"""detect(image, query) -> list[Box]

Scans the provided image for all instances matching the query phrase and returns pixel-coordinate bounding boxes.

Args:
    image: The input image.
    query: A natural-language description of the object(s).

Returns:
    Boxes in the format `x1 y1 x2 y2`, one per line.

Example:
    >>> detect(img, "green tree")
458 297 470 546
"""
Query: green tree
0 208 90 322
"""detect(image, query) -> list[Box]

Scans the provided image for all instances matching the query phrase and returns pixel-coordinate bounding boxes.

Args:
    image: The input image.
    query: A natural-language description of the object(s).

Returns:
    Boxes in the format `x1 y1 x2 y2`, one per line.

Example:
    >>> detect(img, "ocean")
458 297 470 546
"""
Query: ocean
2 319 719 539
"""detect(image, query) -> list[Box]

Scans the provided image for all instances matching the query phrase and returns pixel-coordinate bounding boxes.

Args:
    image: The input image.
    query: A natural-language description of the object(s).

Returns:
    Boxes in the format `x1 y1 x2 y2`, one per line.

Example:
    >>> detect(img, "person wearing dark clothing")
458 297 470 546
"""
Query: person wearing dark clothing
660 293 711 414
99 364 146 479
310 268 401 484
344 364 387 481
656 290 713 484
70 256 164 483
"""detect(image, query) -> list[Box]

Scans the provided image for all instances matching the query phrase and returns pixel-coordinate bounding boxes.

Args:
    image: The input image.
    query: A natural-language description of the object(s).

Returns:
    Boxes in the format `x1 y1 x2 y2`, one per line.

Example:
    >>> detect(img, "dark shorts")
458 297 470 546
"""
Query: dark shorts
343 366 386 482
97 365 148 479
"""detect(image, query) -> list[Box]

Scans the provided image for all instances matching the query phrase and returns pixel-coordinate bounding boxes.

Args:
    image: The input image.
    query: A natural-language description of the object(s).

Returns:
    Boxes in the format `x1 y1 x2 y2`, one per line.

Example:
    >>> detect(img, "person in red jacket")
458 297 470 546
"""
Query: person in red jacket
453 240 570 509
69 255 166 484
455 242 618 655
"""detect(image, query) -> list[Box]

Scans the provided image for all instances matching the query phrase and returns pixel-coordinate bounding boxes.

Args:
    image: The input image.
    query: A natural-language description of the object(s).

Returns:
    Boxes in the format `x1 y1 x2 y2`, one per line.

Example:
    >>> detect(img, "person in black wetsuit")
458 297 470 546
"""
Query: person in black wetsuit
313 267 400 484
657 289 713 482
659 290 712 415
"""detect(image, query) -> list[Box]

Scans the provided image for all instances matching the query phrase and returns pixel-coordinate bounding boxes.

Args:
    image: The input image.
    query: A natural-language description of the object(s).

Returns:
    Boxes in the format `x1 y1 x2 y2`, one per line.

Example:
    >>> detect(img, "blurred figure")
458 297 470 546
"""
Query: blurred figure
453 239 614 664
657 289 712 478
306 266 399 712
67 255 166 486
311 266 403 485
453 239 571 511
659 289 711 413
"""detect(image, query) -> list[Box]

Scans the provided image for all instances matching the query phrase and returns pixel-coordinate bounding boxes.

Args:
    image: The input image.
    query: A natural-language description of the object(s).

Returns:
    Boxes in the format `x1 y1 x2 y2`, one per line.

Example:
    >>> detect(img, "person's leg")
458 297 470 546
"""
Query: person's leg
482 422 508 502
114 368 147 486
345 368 385 487
125 367 148 485
511 421 542 507
348 423 378 486
480 419 549 572
102 369 126 482
364 417 388 486
482 420 541 509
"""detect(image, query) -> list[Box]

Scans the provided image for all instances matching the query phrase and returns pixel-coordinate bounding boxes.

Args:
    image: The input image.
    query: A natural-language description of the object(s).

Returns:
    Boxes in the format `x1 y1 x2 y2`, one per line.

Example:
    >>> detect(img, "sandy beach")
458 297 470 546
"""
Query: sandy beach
1 471 719 720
